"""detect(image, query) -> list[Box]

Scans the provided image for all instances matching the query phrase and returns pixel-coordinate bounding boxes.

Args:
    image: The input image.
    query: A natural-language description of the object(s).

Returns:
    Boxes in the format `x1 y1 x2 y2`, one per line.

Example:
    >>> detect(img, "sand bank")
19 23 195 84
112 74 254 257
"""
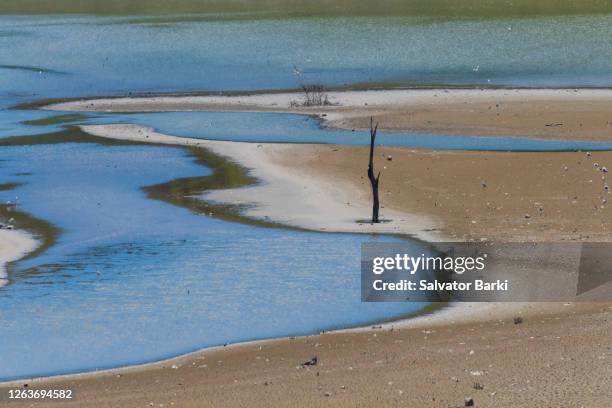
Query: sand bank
81 124 439 241
0 229 38 287
49 88 612 140
82 123 612 242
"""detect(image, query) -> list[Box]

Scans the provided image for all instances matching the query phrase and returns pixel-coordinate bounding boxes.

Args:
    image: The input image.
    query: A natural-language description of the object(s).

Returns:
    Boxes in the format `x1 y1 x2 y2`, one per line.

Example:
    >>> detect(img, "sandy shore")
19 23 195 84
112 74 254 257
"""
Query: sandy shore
48 88 612 140
1 302 609 407
0 229 38 287
82 124 439 241
83 124 612 242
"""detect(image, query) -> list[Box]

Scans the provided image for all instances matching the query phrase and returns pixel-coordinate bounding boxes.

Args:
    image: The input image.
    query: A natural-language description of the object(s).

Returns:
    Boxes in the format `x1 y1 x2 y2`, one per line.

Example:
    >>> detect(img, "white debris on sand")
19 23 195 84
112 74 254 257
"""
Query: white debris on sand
0 229 38 287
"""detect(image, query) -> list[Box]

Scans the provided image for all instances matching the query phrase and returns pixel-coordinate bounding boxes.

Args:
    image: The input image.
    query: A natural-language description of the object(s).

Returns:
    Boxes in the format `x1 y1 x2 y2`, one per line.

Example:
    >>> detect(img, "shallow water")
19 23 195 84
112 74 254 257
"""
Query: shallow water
83 111 612 151
2 13 612 381
0 142 430 380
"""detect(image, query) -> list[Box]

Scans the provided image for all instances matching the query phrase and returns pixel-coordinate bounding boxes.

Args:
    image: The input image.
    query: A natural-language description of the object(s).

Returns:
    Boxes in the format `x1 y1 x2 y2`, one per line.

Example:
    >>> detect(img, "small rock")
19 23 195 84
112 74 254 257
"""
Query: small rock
301 356 318 366
465 397 474 406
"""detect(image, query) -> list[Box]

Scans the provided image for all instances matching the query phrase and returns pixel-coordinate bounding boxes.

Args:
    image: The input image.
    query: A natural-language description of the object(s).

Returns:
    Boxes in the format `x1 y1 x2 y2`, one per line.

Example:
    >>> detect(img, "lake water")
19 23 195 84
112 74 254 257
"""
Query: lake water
85 111 612 151
1 13 612 381
0 142 429 380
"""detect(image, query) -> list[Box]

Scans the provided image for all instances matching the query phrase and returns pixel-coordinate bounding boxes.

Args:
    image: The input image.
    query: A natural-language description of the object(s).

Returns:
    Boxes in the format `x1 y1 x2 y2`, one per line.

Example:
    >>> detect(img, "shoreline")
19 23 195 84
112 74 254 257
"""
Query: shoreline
46 87 612 141
0 124 609 401
1 302 608 407
82 124 441 241
69 125 602 362
0 301 444 386
0 300 591 387
0 123 551 386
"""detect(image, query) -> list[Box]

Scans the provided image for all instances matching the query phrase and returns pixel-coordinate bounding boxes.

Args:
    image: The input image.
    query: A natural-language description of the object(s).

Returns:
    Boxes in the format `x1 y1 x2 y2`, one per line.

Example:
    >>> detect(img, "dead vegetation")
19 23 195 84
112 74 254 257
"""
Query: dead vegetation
290 65 332 107
290 84 332 107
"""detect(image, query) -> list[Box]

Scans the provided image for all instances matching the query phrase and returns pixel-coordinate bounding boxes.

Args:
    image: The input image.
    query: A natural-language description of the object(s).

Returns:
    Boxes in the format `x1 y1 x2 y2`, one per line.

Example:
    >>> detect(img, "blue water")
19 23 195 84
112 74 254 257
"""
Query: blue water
5 13 612 150
83 111 612 151
2 13 612 381
3 14 612 100
0 143 429 380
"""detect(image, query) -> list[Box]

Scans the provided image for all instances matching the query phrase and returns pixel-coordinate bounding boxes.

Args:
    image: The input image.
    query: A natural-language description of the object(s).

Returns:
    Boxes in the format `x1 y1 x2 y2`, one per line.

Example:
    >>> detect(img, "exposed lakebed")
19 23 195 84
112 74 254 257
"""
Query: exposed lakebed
2 12 612 380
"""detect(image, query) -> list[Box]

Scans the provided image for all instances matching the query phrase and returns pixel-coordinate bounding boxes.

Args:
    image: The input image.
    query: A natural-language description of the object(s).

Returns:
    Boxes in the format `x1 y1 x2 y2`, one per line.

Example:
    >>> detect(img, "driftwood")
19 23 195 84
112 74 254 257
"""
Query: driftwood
368 117 380 223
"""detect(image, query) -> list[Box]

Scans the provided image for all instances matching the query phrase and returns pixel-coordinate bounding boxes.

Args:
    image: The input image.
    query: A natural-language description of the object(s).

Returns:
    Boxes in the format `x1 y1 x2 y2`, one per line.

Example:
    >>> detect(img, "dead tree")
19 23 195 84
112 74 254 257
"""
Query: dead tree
368 117 380 223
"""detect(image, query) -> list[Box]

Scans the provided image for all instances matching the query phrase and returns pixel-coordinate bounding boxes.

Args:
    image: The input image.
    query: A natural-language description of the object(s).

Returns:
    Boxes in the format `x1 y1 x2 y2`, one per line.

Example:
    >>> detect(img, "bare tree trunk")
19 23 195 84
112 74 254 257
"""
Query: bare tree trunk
368 117 380 223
